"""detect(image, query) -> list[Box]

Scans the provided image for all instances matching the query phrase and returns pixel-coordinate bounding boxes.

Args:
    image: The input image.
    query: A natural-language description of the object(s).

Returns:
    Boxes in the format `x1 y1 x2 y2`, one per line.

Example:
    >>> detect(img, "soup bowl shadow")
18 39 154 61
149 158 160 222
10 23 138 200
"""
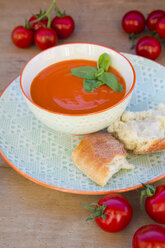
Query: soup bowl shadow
20 43 136 135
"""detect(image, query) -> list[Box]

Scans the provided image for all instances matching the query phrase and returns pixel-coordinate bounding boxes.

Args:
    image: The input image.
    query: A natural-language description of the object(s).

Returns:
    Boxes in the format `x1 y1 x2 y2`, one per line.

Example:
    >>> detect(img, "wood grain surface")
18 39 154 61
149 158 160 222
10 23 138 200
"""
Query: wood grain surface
0 0 165 247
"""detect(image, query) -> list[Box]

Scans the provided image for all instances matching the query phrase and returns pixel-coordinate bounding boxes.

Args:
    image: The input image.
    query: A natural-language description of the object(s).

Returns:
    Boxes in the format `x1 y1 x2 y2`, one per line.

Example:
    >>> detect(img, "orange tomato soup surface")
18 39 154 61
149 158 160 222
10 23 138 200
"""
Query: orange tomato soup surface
30 59 126 114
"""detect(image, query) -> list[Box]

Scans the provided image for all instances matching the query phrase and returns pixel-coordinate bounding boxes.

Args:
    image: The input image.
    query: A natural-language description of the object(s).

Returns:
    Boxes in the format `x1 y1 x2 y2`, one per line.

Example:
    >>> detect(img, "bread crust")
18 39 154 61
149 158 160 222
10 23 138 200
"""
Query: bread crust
134 137 165 154
72 132 127 187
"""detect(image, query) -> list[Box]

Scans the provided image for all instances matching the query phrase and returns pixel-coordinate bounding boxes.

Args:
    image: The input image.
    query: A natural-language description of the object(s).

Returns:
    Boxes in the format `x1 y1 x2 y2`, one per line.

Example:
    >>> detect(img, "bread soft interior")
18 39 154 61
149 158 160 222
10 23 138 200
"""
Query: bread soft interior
108 104 165 153
104 155 134 186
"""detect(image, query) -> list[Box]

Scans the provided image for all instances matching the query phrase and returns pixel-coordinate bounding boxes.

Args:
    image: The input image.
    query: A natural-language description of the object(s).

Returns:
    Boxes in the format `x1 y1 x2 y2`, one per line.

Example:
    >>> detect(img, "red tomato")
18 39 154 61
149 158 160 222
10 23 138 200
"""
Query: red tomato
51 16 75 39
34 28 58 50
132 224 165 248
122 10 145 34
147 10 165 31
156 16 165 39
145 185 165 224
11 26 33 48
84 194 133 233
136 36 161 60
28 15 48 31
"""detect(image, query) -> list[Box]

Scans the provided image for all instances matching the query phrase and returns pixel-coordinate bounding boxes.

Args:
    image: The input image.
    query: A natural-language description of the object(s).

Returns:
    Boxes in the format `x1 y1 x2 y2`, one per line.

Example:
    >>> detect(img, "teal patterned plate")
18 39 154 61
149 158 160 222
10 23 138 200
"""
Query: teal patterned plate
0 53 165 194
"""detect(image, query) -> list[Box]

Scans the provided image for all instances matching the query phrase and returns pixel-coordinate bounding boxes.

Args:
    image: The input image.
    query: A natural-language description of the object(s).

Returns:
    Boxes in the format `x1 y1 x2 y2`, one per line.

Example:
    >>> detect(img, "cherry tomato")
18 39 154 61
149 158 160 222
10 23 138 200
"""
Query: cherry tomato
34 28 58 50
28 14 48 31
156 16 165 39
11 26 33 48
145 185 165 224
132 224 165 248
122 10 145 34
147 10 165 31
84 194 133 233
51 16 75 39
136 36 161 60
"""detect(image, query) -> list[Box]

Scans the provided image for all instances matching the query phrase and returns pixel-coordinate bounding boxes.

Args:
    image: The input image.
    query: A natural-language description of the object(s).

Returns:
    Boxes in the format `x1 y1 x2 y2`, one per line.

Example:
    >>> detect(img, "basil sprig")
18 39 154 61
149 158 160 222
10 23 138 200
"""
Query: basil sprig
71 53 123 93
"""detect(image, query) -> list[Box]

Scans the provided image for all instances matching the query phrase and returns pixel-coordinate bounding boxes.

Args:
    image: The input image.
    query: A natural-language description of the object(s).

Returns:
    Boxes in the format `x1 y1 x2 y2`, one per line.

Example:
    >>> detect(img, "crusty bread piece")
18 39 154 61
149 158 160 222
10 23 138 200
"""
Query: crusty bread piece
72 132 133 187
107 104 165 154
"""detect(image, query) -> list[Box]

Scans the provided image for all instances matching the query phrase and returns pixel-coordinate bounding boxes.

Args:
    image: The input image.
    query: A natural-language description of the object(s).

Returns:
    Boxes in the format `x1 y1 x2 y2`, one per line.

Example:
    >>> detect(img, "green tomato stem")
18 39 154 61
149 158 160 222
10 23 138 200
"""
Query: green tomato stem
29 13 46 24
140 183 156 210
46 0 56 16
82 203 107 222
45 0 56 28
140 190 146 210
29 0 55 25
54 1 66 17
54 2 61 16
129 33 138 50
24 19 31 29
47 15 51 28
81 203 97 212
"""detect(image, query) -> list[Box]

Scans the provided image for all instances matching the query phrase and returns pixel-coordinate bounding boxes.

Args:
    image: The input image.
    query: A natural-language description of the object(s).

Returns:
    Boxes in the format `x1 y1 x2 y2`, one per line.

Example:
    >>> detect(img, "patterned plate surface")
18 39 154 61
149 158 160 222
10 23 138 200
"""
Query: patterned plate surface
0 53 165 194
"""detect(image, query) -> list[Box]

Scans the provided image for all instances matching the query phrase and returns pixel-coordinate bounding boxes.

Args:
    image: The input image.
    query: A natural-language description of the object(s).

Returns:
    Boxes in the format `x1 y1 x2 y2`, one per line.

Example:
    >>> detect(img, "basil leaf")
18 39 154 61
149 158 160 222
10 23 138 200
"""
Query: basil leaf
97 53 110 72
71 66 97 79
98 72 123 92
95 68 104 78
83 79 103 92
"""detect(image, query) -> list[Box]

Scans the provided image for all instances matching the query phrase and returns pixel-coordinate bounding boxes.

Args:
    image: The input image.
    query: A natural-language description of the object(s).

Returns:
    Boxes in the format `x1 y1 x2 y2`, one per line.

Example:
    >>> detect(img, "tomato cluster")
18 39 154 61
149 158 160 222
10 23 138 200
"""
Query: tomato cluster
83 184 165 247
11 1 75 50
122 10 165 60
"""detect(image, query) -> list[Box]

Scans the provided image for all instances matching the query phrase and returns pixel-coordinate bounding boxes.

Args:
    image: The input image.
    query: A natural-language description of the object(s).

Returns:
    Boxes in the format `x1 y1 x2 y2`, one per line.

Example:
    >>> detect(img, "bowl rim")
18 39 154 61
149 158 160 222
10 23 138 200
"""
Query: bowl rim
20 42 136 117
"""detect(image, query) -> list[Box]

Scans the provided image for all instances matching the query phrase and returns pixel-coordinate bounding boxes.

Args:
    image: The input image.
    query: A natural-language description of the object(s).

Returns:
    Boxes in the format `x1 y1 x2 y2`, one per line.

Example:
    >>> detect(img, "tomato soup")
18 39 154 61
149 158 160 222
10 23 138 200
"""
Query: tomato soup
30 59 126 114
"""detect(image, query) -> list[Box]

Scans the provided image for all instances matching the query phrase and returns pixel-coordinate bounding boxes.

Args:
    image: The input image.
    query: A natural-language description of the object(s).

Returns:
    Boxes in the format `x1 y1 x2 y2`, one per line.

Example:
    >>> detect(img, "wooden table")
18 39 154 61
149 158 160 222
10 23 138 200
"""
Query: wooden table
0 0 165 247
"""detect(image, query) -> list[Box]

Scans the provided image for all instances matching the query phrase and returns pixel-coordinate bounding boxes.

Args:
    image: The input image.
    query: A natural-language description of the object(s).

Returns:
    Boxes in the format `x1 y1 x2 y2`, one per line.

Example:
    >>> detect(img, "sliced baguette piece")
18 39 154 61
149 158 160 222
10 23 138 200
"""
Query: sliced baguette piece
72 132 133 187
107 104 165 154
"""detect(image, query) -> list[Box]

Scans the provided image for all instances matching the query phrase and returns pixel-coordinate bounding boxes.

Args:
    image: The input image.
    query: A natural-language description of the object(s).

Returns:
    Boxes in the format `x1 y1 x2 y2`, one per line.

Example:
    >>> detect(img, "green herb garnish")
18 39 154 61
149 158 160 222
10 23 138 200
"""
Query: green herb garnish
71 53 123 93
97 53 110 72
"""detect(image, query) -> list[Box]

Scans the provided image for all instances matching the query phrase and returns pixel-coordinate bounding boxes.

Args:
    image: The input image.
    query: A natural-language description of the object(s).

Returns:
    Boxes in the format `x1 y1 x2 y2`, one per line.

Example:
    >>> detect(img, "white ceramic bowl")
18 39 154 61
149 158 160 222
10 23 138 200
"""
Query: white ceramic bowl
20 43 136 135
